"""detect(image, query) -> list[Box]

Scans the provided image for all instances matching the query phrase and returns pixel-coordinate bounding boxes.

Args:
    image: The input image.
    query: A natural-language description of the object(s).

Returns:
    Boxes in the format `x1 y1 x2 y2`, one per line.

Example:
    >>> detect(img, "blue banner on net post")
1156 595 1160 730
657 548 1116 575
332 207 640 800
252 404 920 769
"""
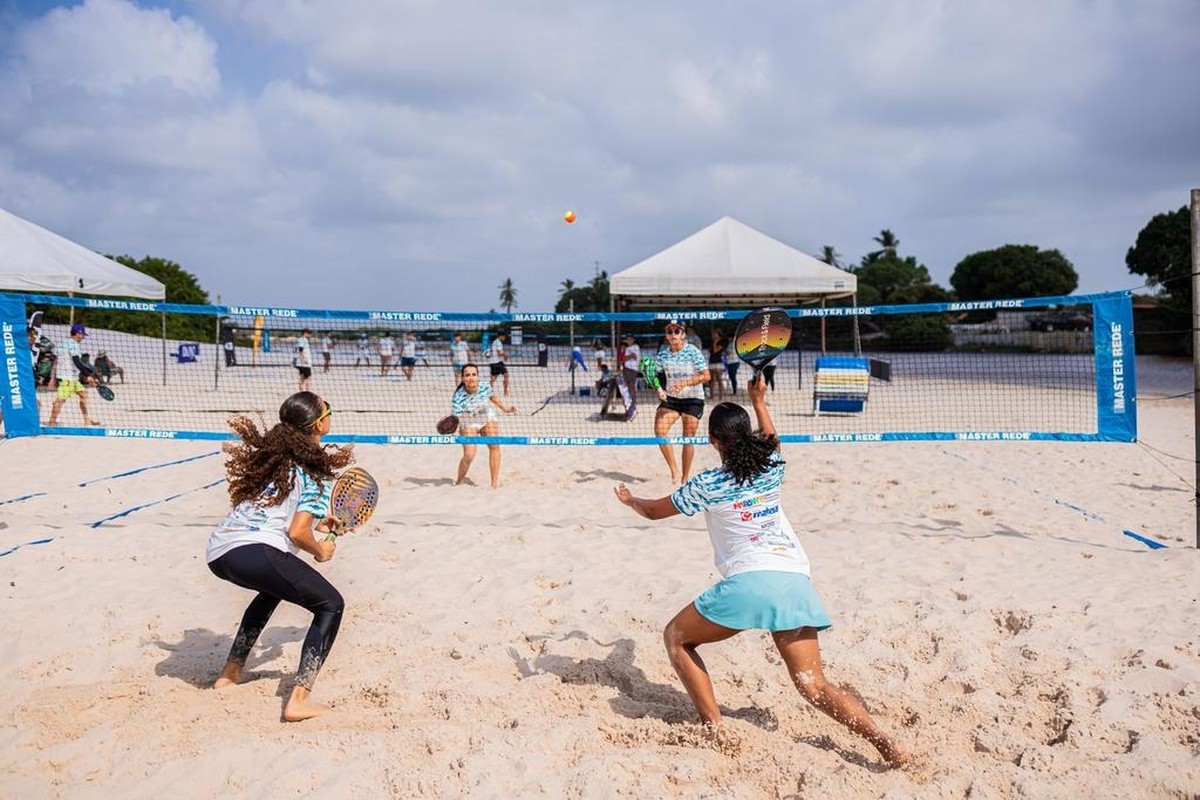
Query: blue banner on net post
0 294 39 438
1093 291 1137 442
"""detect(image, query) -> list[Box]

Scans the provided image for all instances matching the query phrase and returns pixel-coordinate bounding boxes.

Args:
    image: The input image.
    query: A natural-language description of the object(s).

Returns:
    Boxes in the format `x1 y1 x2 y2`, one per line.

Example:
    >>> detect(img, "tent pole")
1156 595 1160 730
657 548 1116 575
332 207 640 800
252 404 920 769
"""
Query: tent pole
820 298 827 355
569 298 576 395
162 312 168 387
213 298 221 391
852 293 862 356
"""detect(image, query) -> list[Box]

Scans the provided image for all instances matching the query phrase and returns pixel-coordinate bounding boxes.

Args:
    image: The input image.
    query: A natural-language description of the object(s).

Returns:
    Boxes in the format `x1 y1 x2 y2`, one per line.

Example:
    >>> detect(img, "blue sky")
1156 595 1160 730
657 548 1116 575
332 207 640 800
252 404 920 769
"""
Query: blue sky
1 0 1196 311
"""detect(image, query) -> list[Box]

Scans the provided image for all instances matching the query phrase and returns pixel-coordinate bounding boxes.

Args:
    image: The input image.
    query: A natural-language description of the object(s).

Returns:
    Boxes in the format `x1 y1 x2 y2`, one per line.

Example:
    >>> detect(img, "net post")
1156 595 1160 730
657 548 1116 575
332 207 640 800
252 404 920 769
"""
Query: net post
1190 188 1200 549
161 312 168 387
213 297 221 391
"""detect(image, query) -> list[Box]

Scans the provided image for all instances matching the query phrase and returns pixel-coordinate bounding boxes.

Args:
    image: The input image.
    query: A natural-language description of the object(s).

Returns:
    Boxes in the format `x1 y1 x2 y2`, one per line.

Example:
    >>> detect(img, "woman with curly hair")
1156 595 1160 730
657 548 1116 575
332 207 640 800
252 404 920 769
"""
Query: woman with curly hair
206 391 354 721
613 375 909 768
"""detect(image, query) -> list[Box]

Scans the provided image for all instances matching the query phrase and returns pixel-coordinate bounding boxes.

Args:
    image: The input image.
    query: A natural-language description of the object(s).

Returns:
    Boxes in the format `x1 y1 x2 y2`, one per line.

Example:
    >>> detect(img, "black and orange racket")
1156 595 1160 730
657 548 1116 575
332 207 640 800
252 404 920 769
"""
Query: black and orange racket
733 307 793 378
323 466 379 541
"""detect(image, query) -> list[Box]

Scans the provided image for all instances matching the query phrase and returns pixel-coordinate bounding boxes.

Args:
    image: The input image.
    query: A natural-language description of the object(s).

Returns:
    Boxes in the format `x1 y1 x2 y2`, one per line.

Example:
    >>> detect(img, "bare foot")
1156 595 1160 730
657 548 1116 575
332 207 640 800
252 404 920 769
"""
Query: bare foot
283 687 329 722
212 661 242 689
876 738 911 769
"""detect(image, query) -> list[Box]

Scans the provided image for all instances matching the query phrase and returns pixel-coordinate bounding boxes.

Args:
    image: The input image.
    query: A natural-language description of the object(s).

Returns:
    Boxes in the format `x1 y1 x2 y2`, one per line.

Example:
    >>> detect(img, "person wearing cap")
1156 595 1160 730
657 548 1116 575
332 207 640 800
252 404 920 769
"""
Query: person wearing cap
653 319 711 484
47 323 101 427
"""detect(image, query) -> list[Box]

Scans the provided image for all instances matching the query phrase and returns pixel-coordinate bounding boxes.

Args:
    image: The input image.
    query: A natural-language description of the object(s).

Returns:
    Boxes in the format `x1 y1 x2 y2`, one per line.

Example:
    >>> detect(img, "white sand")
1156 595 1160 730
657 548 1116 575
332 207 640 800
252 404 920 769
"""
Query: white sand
1 369 1197 798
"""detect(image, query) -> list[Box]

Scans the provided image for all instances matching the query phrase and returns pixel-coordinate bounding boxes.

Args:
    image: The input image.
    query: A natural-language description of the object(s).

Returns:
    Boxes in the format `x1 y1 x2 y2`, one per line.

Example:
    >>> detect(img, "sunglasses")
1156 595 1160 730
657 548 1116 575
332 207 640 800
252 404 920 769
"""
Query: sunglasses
665 329 685 336
310 402 333 427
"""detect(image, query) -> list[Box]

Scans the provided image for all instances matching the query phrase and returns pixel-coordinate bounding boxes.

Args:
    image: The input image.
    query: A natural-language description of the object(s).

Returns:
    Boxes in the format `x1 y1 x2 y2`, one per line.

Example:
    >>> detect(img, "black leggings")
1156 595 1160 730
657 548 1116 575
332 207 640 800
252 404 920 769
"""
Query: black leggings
209 543 344 689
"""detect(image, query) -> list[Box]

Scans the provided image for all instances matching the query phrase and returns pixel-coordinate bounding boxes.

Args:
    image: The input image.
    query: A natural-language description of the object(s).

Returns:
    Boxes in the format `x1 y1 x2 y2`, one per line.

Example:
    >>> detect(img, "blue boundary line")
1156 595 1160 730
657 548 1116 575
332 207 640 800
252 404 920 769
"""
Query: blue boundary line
0 491 47 506
0 537 56 558
78 451 220 487
89 478 226 528
943 449 1168 550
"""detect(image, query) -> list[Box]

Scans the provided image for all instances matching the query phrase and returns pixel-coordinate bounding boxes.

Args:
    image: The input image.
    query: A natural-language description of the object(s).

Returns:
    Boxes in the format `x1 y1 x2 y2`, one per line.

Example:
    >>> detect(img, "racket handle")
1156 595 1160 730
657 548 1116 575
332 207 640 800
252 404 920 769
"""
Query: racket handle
324 532 338 542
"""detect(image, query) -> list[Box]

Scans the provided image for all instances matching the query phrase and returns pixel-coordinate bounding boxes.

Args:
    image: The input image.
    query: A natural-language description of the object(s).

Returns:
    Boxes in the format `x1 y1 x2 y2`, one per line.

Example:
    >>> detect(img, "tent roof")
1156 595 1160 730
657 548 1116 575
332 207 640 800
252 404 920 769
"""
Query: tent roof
0 207 165 300
610 216 855 307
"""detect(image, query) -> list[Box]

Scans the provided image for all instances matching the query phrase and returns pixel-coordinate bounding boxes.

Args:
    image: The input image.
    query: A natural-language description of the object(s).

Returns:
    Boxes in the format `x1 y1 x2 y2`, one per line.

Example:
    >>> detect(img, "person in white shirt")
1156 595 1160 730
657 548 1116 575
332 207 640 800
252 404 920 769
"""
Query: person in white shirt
450 333 471 384
47 323 101 427
321 333 334 373
295 328 313 391
614 375 909 769
377 333 396 377
400 332 418 381
206 391 354 722
487 333 510 396
620 333 641 393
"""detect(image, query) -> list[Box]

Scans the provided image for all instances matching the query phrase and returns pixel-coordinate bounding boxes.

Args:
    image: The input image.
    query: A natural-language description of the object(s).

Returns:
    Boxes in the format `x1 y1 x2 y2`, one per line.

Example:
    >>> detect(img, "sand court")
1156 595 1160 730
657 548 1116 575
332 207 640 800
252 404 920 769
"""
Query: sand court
0 358 1197 798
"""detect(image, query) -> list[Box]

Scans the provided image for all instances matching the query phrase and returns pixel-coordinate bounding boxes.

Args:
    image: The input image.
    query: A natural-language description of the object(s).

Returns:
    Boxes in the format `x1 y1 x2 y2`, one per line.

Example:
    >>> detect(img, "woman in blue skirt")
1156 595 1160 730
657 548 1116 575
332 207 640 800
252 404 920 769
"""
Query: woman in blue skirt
614 374 909 768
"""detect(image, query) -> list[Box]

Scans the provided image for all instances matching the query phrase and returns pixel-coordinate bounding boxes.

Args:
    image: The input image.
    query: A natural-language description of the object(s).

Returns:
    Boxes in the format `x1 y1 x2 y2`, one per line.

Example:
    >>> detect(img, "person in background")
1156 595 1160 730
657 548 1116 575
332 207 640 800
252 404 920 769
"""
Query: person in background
592 338 607 371
620 333 641 393
321 332 334 373
295 328 313 391
708 329 726 400
613 375 910 769
355 334 371 368
400 331 417 381
377 332 396 377
47 323 101 427
487 333 510 396
94 350 125 384
451 333 471 385
652 319 710 484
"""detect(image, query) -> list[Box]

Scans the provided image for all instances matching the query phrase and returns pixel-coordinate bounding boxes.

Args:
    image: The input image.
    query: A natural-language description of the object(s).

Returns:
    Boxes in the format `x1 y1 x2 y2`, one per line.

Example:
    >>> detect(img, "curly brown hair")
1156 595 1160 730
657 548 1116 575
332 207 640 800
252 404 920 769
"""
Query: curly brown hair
223 391 354 508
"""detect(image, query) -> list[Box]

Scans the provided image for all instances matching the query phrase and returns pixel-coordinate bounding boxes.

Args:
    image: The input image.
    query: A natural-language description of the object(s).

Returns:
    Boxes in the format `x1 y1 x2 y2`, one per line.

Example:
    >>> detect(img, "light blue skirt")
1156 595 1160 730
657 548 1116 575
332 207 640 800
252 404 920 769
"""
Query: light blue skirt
694 570 832 632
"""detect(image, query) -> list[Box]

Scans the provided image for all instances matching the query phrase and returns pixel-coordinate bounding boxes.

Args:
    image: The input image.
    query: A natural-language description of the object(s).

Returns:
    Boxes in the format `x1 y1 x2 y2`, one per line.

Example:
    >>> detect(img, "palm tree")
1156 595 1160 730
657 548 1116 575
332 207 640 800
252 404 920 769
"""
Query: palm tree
558 278 576 302
870 229 900 260
820 245 843 268
498 278 517 313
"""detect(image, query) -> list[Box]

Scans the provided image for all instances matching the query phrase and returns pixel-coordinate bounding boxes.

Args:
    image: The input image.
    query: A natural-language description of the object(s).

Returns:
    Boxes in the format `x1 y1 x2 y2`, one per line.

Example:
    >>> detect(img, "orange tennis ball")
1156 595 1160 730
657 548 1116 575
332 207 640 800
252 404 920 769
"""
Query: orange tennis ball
563 210 577 224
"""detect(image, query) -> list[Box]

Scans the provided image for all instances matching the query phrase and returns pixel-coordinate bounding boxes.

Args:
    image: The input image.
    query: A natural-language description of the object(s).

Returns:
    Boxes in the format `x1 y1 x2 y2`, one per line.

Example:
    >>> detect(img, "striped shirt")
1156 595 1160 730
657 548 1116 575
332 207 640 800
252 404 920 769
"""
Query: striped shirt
207 468 332 563
671 460 810 578
655 344 708 400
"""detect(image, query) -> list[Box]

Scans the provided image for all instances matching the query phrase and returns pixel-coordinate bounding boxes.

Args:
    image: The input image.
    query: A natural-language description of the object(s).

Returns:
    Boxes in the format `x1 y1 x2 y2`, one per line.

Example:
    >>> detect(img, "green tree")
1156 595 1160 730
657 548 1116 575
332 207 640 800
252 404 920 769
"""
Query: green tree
950 244 1078 301
819 245 843 268
41 254 213 341
850 230 952 350
1126 206 1191 312
867 229 899 261
558 278 576 304
498 277 518 313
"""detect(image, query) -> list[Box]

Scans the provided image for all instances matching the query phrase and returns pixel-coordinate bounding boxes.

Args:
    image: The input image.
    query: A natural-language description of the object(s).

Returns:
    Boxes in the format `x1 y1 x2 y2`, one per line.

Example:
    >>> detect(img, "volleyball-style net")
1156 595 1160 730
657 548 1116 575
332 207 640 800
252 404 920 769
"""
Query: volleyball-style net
0 291 1136 445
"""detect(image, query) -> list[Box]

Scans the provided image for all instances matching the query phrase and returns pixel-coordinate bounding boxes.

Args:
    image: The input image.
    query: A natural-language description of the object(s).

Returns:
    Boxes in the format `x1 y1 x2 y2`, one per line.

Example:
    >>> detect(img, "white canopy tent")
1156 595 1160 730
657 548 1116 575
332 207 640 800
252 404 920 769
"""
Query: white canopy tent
610 216 855 308
0 206 165 299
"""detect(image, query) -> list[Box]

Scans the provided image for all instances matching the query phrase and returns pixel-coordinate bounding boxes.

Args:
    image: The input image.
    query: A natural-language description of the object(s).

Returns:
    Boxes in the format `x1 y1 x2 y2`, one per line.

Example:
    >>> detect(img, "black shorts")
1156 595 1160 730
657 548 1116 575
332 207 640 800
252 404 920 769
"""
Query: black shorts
658 396 704 419
297 366 312 378
400 357 416 367
489 362 508 376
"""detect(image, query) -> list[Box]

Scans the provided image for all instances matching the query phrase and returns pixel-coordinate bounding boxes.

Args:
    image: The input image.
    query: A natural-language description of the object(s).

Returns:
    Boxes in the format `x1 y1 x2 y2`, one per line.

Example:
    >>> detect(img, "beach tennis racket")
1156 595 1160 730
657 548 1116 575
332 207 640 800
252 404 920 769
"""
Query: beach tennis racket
733 307 793 377
323 466 379 541
436 414 459 434
638 356 662 390
96 385 115 401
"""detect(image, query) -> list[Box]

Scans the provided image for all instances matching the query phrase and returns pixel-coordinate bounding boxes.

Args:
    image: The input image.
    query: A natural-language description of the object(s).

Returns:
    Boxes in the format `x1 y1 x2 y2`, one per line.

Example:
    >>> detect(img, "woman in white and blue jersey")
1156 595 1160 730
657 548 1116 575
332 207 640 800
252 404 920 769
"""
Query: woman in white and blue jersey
614 374 909 768
207 391 353 722
451 363 517 488
653 319 711 484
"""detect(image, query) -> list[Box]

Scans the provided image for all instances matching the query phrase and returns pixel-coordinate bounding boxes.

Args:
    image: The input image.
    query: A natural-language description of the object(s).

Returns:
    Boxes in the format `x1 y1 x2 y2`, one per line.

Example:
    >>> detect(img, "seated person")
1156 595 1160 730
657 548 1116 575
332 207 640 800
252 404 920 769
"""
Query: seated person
94 350 125 384
594 360 613 392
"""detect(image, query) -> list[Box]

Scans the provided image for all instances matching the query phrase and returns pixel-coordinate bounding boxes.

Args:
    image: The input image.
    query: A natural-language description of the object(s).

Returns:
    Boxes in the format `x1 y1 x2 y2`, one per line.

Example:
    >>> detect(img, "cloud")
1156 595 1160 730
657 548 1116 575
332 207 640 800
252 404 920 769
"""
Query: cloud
0 0 1196 312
